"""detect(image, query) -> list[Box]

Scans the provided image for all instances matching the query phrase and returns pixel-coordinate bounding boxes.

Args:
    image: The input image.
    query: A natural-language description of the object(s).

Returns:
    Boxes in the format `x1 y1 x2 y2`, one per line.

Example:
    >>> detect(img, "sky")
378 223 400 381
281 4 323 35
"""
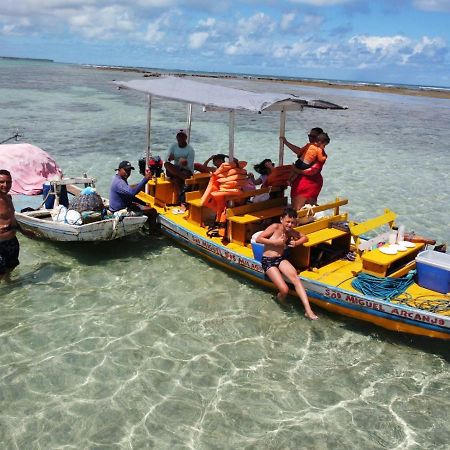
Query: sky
1 0 450 87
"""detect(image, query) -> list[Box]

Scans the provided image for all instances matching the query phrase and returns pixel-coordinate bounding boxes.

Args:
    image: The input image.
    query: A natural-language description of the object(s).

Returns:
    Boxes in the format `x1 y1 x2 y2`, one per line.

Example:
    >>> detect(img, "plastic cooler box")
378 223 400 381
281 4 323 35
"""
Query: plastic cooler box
251 231 264 262
416 250 450 294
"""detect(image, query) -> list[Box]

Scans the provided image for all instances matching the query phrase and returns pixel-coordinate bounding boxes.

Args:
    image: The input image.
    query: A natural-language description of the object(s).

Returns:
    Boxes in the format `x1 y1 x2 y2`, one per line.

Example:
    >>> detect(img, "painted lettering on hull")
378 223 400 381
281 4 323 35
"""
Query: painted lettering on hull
163 219 448 331
169 224 263 273
321 288 446 327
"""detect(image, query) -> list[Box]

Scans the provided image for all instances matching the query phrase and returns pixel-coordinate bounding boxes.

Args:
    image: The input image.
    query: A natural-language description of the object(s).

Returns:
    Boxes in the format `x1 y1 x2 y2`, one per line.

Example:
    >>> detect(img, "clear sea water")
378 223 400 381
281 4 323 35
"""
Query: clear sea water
0 59 449 449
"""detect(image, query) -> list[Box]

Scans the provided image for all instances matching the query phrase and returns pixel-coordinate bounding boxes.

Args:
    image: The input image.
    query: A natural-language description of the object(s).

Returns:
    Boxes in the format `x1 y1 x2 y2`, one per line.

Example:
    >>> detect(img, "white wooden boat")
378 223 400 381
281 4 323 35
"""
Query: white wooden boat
16 177 147 242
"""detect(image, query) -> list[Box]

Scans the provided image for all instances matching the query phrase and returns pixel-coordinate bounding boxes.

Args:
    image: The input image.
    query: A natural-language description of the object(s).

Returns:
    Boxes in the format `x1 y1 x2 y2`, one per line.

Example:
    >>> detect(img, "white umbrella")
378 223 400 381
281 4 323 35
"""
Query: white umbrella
0 143 62 195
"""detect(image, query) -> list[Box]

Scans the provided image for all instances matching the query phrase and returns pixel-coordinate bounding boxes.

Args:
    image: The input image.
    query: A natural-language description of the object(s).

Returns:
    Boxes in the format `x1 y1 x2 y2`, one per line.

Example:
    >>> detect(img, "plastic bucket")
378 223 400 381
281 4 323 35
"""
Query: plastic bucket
42 183 69 209
251 231 264 262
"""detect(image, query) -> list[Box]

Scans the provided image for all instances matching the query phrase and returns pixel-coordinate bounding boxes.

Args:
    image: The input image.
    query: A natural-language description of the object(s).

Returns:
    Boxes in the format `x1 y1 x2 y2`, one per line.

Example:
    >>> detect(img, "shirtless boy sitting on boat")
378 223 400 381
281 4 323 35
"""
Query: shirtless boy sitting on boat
256 207 318 320
0 169 20 280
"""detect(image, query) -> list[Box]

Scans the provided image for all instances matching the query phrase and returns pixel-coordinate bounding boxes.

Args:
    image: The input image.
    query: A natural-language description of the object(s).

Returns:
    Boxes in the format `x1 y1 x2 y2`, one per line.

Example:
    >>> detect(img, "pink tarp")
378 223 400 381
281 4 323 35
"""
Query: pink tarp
0 143 62 195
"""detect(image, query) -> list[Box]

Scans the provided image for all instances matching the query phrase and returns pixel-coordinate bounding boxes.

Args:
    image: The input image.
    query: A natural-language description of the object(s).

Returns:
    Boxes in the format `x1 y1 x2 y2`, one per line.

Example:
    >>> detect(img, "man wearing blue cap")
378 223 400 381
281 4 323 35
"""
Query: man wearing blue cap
109 160 152 213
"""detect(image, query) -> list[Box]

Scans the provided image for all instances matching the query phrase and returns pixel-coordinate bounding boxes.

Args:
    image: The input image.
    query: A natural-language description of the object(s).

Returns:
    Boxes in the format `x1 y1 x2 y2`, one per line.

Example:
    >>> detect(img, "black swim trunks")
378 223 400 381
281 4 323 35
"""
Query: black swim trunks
261 255 286 273
0 237 20 274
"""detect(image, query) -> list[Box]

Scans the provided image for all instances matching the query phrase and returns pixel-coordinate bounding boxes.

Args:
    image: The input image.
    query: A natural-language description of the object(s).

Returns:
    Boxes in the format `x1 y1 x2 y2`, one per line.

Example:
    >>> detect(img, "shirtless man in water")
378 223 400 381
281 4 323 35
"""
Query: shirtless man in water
256 207 318 320
0 170 20 280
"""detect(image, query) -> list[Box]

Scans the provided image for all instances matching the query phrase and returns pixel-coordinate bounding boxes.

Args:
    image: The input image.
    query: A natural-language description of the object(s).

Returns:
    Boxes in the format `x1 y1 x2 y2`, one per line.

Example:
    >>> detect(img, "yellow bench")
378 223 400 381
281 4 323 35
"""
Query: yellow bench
361 242 424 277
185 191 212 226
185 187 276 227
185 172 211 188
349 209 397 254
297 197 348 219
140 177 178 206
227 197 288 245
290 213 351 268
348 209 425 277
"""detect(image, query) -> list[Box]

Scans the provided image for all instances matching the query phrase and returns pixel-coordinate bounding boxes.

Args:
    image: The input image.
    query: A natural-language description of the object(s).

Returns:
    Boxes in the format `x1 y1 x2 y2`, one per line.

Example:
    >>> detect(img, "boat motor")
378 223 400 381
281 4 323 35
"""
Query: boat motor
138 156 163 178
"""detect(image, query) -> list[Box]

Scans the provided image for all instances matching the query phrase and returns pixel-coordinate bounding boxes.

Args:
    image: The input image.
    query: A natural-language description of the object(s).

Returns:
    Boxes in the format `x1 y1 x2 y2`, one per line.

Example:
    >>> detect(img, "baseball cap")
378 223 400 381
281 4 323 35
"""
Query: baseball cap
117 161 135 171
176 129 188 137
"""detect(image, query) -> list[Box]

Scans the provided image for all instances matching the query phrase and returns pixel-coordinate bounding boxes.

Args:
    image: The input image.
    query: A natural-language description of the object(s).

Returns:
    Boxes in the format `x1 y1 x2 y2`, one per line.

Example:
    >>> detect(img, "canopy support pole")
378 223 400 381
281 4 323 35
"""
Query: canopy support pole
186 103 193 143
228 110 235 160
145 94 152 193
278 109 286 166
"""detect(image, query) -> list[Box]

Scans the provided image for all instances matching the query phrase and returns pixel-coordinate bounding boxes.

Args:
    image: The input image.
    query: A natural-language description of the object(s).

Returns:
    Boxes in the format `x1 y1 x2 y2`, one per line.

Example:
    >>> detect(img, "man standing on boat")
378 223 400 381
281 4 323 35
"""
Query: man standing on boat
109 161 152 213
0 169 20 280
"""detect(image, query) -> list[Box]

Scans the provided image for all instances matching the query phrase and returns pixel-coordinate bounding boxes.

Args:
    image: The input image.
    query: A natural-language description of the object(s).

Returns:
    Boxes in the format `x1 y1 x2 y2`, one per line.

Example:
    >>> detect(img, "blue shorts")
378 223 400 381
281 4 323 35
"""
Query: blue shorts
0 237 20 274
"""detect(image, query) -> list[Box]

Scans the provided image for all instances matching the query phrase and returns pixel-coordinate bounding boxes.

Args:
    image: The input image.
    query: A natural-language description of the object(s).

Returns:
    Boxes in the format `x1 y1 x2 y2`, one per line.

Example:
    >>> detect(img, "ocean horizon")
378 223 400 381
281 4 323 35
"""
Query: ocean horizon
86 62 450 92
4 55 450 92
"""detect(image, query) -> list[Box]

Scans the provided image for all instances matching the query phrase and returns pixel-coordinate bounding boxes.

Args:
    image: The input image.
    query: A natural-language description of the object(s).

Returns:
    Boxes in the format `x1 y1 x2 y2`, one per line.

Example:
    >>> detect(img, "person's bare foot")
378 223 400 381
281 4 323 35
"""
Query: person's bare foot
277 292 289 306
305 311 319 320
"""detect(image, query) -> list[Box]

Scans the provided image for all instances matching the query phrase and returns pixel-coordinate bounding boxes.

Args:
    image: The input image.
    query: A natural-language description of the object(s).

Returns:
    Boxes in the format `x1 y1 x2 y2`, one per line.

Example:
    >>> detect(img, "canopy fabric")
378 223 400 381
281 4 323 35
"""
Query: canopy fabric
114 76 346 112
0 143 62 195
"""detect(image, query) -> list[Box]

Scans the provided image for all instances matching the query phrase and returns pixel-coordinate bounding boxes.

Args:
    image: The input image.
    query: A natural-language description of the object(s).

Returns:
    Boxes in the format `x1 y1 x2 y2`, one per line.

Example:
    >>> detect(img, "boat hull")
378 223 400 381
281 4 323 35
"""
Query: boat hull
16 212 147 242
160 215 450 340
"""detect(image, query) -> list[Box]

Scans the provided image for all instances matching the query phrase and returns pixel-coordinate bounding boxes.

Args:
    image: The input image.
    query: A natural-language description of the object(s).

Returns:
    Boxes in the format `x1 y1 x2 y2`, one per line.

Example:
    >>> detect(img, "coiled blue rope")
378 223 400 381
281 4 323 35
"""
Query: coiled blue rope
351 270 416 300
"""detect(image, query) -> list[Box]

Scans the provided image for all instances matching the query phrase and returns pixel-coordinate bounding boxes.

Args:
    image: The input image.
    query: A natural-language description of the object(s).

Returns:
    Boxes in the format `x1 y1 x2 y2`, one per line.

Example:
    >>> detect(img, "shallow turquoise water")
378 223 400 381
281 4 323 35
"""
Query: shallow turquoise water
0 60 449 449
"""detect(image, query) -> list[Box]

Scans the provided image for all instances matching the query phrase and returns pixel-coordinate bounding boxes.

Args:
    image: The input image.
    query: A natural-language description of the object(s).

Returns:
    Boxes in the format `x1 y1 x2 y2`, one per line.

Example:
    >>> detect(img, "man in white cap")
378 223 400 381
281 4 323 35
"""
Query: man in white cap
164 129 195 204
109 160 152 213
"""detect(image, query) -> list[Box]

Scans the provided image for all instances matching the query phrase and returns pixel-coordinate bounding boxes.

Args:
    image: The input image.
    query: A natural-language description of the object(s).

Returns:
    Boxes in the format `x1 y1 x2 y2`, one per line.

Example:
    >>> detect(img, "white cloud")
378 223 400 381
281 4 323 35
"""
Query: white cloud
225 36 269 56
0 16 31 35
68 6 135 39
408 36 447 62
199 17 216 27
238 12 276 36
280 13 295 31
349 35 412 60
189 31 209 49
348 34 448 66
303 14 325 27
413 0 450 12
136 13 172 44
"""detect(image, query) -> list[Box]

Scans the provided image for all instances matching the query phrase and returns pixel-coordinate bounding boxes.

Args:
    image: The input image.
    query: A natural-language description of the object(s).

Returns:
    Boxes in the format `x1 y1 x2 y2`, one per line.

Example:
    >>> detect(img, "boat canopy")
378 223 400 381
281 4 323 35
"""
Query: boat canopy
114 75 347 165
113 76 346 113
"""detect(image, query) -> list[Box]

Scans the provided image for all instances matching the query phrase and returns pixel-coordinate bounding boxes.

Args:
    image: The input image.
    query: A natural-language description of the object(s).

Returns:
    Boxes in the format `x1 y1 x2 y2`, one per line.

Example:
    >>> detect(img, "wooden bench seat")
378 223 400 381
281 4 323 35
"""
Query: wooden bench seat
297 198 348 219
185 187 277 227
290 213 351 269
142 177 178 205
185 172 211 187
227 197 287 245
350 209 397 254
361 242 424 277
228 206 286 224
302 227 348 247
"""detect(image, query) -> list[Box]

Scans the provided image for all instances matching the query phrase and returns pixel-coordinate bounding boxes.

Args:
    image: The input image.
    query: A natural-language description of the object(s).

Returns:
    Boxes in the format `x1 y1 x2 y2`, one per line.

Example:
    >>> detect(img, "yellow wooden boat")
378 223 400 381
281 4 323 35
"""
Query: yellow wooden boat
115 76 450 340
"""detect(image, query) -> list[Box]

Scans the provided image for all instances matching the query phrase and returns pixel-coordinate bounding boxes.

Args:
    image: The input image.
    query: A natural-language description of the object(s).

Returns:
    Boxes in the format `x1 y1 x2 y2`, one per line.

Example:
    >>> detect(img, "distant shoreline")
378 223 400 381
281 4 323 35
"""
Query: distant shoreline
87 65 450 100
1 56 54 63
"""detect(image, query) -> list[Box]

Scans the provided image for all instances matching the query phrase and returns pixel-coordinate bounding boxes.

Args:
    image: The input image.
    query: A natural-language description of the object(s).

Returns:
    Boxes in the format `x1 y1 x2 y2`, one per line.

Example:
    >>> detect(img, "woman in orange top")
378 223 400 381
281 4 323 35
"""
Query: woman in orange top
290 132 330 210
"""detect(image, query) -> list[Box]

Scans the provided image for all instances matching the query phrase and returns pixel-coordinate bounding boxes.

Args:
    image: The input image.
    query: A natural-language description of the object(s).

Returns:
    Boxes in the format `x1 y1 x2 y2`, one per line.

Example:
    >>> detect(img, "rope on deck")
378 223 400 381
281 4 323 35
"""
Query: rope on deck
392 294 450 314
352 271 450 313
351 271 416 300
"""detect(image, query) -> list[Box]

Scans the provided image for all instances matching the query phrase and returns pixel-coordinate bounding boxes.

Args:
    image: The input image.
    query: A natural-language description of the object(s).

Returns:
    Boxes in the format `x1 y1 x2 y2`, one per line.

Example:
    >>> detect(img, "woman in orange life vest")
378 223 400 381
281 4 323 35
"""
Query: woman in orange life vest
287 132 331 210
280 127 323 184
